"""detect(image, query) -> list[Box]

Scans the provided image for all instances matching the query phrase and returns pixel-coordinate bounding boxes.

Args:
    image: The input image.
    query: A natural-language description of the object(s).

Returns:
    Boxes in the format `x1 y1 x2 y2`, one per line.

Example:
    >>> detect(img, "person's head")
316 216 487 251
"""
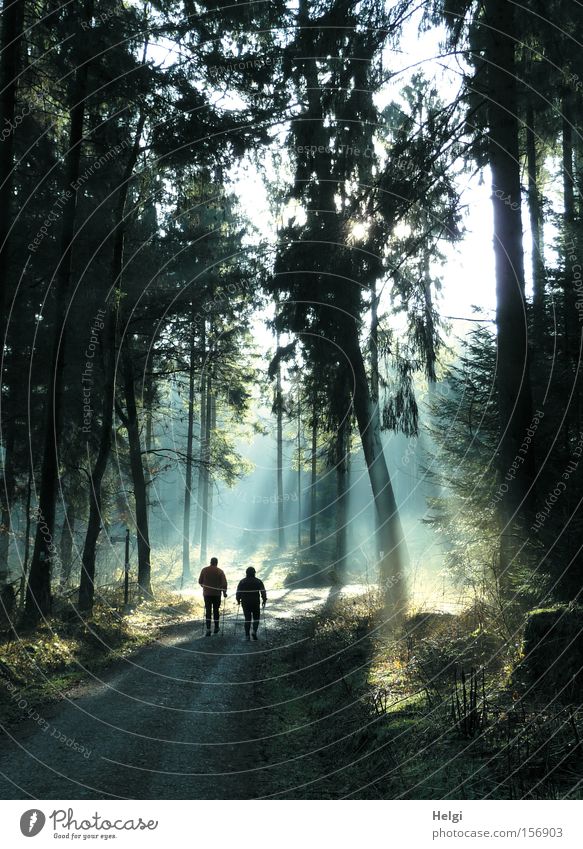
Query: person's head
210 557 218 567
246 566 256 577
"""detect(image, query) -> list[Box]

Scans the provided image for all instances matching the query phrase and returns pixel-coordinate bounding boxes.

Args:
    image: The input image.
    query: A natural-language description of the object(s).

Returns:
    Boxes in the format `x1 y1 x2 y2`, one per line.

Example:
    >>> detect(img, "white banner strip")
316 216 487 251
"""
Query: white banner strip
1 800 582 848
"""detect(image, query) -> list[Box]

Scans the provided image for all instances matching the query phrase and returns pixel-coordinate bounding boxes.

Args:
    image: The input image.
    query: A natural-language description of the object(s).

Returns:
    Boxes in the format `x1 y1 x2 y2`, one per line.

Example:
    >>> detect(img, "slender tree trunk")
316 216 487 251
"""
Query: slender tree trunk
0 1 25 586
199 374 212 564
486 0 535 536
369 278 384 557
275 334 285 549
0 0 25 329
422 250 437 381
370 280 380 412
193 321 206 546
297 390 302 549
562 90 576 446
182 324 196 585
310 399 317 548
78 111 145 612
346 330 407 612
335 418 349 579
0 424 15 584
525 103 545 346
59 504 75 590
143 371 154 486
78 389 112 612
207 392 216 551
18 463 32 608
122 346 153 598
562 92 575 338
25 0 94 622
575 100 583 436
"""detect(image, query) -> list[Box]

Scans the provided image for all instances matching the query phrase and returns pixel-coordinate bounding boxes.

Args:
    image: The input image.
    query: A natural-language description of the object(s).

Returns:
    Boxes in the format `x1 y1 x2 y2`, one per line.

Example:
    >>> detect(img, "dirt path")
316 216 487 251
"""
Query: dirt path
0 588 338 800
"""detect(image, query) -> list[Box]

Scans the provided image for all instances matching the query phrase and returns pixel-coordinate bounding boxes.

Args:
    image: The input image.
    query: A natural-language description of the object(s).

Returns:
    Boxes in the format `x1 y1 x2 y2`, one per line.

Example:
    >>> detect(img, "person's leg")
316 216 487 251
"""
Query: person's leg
242 604 251 638
251 603 260 638
213 597 221 632
204 597 212 634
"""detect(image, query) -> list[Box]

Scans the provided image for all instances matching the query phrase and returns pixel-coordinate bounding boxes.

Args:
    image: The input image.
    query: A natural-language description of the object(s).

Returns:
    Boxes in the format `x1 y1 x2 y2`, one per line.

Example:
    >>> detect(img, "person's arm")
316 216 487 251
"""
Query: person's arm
236 581 242 605
198 568 205 588
260 580 267 605
222 570 227 596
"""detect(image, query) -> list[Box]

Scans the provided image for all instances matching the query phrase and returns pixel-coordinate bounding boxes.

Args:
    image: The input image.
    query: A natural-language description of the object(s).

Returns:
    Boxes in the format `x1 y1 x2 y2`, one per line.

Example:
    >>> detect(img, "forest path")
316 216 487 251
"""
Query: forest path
0 586 353 799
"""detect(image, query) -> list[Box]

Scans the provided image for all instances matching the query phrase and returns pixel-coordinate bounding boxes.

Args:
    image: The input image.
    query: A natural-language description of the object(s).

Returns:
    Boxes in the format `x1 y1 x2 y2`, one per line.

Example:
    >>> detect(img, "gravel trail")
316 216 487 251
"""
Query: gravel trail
0 589 332 799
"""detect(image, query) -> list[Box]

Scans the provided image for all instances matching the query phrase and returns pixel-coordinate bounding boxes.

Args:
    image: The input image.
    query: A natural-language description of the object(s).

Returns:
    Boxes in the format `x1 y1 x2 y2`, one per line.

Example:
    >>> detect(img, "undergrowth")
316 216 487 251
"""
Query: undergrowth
0 588 200 727
260 592 583 799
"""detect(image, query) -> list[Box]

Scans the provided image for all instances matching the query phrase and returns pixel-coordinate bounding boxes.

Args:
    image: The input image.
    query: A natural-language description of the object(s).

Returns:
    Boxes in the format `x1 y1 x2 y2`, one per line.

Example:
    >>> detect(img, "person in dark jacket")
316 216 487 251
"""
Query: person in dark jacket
236 566 267 641
198 557 227 636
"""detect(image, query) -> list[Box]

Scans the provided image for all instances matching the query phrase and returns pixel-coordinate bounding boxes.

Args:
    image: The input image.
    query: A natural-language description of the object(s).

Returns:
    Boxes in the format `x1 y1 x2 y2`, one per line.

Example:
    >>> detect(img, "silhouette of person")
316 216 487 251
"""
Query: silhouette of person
236 566 267 641
198 556 227 636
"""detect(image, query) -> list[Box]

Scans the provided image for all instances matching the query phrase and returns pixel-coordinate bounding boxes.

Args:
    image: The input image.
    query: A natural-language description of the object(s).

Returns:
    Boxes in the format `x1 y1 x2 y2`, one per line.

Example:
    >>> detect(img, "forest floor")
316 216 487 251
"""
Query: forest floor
0 565 582 799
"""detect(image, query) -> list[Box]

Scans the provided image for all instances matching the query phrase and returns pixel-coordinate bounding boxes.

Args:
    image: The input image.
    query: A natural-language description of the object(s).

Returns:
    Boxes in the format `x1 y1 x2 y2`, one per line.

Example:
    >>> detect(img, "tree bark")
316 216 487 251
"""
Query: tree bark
199 373 212 564
486 0 535 532
561 89 576 440
207 392 216 551
182 321 196 585
122 345 153 598
297 390 302 549
25 0 94 622
0 0 25 328
18 463 32 608
275 334 285 549
525 103 545 346
59 504 75 590
0 423 15 585
193 321 206 546
78 110 145 612
335 417 349 579
0 0 25 586
310 400 317 548
143 371 154 486
346 329 407 612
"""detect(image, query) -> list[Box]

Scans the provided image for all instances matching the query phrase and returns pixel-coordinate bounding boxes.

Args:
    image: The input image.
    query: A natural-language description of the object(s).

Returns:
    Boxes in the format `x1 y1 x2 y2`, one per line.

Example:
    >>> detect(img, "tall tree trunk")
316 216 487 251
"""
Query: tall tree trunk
143 371 154 486
78 111 145 612
335 418 349 579
0 0 25 328
561 90 577 445
199 373 212 564
78 336 113 612
59 504 75 590
369 277 384 557
525 103 545 346
25 0 94 622
0 423 15 584
486 0 535 538
207 392 216 551
275 334 285 549
122 345 153 598
310 399 318 548
0 0 25 586
297 389 302 549
182 322 196 585
18 463 32 608
346 330 407 612
193 321 206 546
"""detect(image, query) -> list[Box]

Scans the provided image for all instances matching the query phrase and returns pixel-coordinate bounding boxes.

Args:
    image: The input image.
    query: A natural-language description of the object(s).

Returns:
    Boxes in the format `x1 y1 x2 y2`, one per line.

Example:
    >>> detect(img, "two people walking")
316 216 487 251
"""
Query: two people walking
198 558 267 640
